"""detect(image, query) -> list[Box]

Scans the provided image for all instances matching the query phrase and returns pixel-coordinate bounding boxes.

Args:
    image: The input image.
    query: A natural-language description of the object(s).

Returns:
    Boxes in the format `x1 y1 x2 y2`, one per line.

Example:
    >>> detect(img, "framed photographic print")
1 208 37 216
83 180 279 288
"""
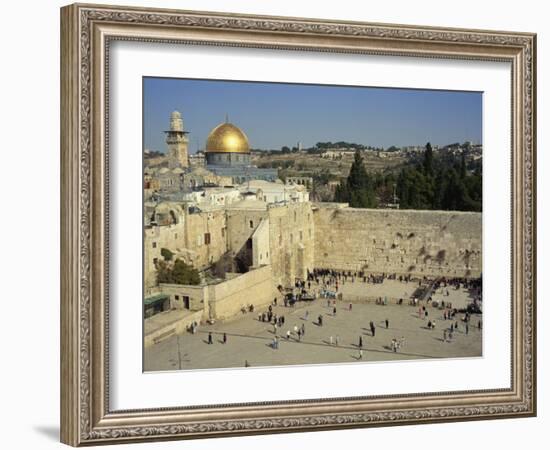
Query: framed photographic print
60 3 537 446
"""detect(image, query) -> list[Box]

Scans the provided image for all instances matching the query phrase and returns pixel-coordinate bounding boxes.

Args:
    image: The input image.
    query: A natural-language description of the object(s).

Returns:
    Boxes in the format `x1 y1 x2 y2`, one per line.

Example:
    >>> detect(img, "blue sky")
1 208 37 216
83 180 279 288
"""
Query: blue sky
143 77 482 153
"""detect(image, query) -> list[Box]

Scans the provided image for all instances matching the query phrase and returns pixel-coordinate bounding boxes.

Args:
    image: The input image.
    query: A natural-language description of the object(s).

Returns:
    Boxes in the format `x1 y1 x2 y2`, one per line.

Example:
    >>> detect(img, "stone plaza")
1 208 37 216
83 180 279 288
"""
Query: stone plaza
144 279 482 371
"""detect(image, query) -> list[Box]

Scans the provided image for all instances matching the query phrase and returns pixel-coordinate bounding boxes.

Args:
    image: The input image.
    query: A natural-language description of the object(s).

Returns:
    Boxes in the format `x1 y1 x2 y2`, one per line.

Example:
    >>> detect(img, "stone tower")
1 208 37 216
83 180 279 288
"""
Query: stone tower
164 111 189 168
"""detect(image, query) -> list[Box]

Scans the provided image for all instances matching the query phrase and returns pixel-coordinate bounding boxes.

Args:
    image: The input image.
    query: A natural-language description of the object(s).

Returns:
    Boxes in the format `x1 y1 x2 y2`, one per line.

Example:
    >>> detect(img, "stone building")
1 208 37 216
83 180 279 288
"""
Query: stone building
241 179 309 204
286 176 313 190
144 194 316 292
188 151 206 168
165 111 189 168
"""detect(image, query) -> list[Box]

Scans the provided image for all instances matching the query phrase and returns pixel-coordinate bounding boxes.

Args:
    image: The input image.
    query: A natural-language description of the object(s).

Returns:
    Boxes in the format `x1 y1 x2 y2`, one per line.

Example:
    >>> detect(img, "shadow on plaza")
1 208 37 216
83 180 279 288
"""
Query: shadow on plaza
196 330 441 360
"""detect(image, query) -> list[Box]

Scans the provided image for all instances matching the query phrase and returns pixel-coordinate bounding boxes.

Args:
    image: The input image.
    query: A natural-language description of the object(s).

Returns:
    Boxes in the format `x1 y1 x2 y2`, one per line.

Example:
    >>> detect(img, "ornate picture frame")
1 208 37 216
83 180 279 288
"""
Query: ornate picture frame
60 3 536 446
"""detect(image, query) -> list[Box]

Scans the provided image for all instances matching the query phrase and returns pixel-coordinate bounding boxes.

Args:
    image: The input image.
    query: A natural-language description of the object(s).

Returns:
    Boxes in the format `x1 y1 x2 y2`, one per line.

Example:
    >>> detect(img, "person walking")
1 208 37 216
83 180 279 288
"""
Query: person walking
385 319 389 329
208 332 213 345
359 335 363 348
349 303 353 311
370 321 376 337
301 323 305 336
223 332 227 344
333 306 337 316
286 330 291 340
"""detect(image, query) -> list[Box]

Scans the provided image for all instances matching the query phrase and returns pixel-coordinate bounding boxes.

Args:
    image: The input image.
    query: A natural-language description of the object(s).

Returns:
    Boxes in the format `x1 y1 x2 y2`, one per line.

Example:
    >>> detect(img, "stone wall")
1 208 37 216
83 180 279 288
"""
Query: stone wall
224 202 315 286
144 220 186 290
183 208 228 269
267 202 315 287
313 205 482 278
158 283 207 312
226 206 268 268
144 207 229 289
144 309 203 349
207 266 277 320
157 266 276 321
252 218 271 267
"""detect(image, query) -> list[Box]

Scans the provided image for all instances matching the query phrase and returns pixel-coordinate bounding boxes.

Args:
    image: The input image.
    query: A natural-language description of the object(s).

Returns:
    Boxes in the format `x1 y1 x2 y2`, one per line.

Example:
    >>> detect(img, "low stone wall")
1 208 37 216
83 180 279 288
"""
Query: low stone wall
157 265 277 322
144 309 203 349
208 265 277 320
314 206 482 278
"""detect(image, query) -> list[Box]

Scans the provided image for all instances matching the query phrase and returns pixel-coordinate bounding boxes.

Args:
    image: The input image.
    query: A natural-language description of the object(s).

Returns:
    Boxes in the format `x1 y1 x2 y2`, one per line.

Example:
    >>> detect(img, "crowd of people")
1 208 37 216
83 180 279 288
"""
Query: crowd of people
193 269 482 366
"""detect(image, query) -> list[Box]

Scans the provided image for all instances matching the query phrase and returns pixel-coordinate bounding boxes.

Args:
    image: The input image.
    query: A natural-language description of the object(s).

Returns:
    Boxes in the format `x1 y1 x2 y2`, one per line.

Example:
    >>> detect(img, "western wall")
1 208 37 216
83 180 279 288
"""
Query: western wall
313 205 482 278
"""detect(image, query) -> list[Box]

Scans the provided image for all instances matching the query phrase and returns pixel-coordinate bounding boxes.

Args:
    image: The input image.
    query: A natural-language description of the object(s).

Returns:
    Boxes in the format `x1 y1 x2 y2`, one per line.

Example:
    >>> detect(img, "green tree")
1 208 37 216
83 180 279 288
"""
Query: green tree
171 259 201 285
423 142 434 176
348 151 370 191
160 247 173 261
459 152 467 179
156 260 173 284
334 151 377 208
157 259 201 285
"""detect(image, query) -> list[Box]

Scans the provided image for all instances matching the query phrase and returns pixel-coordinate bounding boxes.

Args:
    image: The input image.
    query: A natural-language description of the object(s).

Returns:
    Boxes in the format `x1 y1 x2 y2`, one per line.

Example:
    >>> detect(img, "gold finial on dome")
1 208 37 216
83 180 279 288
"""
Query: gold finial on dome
205 122 250 154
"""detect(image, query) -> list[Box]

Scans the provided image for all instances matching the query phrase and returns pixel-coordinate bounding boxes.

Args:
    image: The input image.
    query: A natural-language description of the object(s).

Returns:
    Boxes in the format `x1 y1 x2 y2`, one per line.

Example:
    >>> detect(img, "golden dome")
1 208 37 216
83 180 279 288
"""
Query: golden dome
205 122 250 154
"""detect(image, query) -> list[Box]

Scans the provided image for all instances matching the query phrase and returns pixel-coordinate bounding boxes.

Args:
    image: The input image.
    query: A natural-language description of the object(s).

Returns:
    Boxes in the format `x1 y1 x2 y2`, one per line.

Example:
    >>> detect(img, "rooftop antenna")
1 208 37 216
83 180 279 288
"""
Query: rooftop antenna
225 113 229 123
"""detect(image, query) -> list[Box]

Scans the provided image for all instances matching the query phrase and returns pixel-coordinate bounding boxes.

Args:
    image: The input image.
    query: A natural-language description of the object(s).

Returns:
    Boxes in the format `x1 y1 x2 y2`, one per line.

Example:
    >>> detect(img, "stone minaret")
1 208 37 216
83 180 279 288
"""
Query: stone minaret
165 111 189 168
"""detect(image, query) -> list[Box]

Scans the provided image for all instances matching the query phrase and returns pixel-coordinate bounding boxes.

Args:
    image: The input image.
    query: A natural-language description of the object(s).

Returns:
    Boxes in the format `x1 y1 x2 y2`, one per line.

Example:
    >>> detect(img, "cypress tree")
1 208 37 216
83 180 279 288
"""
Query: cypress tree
423 142 434 176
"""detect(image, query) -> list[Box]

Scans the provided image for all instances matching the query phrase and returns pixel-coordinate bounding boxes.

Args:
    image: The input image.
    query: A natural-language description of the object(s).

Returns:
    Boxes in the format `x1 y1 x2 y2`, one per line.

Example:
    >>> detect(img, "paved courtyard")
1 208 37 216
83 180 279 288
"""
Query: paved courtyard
144 280 482 371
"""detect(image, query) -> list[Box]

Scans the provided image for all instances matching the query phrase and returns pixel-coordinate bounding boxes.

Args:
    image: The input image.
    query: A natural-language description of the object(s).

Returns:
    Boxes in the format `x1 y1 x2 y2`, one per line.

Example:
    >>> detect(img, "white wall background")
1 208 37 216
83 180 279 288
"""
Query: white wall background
0 0 546 449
